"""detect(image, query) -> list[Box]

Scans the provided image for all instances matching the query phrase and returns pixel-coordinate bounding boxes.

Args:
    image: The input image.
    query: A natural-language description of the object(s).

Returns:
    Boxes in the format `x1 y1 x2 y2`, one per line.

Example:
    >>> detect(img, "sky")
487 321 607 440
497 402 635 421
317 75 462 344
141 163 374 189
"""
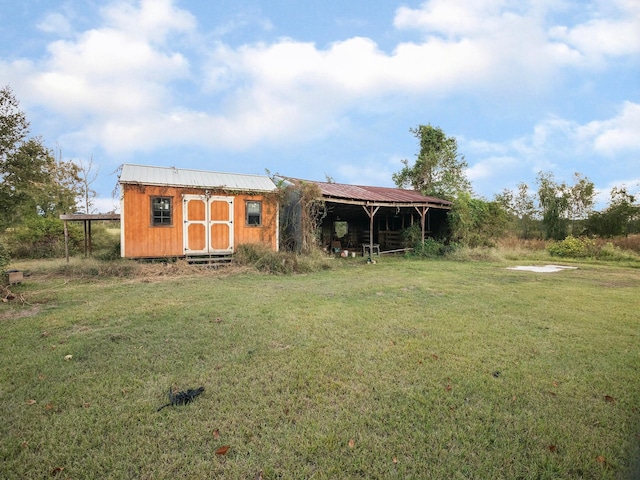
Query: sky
1 0 639 213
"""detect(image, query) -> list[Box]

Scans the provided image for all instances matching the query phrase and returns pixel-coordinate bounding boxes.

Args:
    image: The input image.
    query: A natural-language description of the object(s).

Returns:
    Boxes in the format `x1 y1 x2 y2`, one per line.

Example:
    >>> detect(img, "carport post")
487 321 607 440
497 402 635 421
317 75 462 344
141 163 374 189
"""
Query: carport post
64 219 69 263
414 206 430 243
363 205 380 256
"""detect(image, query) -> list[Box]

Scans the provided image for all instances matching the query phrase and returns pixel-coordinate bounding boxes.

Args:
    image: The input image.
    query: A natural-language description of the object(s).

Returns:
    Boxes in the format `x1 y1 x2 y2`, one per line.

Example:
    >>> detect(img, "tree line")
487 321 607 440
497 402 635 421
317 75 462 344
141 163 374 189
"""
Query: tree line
393 124 639 246
1 85 638 268
1 86 101 266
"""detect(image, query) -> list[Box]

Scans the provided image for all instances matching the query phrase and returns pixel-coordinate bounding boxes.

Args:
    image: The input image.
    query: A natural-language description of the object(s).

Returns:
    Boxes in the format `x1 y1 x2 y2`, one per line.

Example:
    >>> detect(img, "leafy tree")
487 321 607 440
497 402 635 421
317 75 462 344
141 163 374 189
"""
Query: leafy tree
448 192 508 247
536 171 569 240
0 86 29 163
0 137 81 227
586 186 639 237
0 86 82 231
567 173 595 235
392 124 471 201
496 182 539 239
536 171 595 240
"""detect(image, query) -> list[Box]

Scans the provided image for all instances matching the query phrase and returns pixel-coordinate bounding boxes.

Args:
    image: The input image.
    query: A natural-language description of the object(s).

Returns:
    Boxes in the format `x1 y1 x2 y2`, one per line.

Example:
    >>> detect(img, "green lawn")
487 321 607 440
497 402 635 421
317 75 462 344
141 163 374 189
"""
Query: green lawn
1 258 639 479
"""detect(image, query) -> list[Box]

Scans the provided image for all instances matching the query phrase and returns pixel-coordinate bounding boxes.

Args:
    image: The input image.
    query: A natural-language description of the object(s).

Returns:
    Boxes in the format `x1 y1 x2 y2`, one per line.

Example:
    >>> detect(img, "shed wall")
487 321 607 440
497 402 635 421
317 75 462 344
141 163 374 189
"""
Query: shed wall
121 184 278 258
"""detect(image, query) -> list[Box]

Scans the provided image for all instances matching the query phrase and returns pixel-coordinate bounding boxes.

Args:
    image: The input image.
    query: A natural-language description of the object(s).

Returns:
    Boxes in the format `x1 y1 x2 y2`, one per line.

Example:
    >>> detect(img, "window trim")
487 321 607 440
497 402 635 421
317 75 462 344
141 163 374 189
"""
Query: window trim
245 200 262 226
151 196 173 227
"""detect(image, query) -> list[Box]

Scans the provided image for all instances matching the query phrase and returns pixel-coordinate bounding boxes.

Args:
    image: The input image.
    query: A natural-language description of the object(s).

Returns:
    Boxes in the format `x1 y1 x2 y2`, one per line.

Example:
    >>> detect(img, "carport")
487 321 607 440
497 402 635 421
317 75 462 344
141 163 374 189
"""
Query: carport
285 179 452 255
60 213 120 262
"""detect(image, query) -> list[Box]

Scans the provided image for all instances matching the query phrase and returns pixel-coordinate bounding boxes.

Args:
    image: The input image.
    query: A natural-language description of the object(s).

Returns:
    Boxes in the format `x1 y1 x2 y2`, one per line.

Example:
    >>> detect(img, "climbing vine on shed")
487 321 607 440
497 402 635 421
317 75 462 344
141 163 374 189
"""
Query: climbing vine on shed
277 179 326 254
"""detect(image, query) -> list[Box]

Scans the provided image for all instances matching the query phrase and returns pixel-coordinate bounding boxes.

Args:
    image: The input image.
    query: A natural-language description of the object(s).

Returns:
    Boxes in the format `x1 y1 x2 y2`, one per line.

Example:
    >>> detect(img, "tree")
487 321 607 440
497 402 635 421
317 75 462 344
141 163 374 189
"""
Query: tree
496 182 539 239
448 192 508 247
78 155 99 214
567 172 595 235
0 86 29 163
392 124 471 201
586 186 639 237
536 171 595 240
0 86 81 230
537 171 569 240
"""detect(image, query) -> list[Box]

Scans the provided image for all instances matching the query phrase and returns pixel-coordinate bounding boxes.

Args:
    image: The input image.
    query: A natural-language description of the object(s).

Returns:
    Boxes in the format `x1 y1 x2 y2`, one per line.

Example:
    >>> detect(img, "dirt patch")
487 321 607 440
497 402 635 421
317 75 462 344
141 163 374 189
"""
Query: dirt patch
0 305 41 321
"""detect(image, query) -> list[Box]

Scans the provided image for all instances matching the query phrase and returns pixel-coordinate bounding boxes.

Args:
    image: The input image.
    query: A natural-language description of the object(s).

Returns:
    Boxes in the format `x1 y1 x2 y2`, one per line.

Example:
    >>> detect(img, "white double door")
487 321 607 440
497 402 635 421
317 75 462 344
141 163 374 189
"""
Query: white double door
183 194 234 254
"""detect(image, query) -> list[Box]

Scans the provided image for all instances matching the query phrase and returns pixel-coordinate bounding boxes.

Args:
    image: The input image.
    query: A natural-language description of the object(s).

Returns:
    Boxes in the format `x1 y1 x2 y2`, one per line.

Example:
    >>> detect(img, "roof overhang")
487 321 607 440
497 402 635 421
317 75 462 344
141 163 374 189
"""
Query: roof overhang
60 214 120 221
283 177 452 210
321 195 451 210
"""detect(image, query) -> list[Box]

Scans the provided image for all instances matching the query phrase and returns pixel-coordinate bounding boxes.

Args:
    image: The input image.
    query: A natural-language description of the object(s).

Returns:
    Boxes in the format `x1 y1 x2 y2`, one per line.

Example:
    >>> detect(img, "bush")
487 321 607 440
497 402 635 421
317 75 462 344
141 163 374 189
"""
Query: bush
0 242 10 272
7 217 83 258
548 236 595 258
412 238 445 257
408 238 461 258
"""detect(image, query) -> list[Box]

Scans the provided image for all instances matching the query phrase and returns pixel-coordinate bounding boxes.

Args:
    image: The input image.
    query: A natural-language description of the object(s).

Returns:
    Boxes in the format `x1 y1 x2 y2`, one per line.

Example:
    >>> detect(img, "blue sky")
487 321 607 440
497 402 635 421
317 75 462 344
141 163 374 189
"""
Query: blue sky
1 0 639 212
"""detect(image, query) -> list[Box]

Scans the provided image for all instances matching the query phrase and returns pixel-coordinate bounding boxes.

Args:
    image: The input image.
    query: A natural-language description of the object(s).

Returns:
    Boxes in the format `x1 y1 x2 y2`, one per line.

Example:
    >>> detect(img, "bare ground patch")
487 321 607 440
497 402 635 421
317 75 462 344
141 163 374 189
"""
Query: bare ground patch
0 303 41 321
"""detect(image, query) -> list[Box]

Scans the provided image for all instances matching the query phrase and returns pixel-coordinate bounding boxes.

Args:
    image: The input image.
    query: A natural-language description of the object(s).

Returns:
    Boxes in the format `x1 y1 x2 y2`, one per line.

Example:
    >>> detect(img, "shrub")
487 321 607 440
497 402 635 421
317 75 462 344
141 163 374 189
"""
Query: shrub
412 238 445 257
0 242 10 272
408 238 461 258
548 236 595 258
7 217 82 258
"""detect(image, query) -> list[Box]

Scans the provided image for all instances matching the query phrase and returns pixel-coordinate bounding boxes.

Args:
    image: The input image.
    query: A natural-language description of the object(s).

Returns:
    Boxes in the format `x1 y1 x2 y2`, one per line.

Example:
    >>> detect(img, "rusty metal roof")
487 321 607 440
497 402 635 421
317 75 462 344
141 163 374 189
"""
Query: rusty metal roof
119 164 277 192
293 179 452 208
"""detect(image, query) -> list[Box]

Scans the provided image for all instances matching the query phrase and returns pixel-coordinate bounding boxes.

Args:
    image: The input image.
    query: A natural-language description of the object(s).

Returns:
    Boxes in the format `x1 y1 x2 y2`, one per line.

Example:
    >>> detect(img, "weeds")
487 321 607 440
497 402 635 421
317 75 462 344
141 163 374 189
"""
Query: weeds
235 243 334 274
548 235 640 262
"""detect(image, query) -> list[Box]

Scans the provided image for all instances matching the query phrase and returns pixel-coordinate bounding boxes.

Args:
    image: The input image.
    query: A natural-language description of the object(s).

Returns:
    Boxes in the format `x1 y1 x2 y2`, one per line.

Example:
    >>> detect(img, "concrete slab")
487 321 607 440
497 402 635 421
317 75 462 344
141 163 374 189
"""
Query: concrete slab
507 265 578 273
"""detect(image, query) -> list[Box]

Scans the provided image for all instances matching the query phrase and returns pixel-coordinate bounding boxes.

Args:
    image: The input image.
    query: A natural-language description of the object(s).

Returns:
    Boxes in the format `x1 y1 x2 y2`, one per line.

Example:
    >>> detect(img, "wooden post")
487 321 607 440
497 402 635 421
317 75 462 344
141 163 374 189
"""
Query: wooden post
64 219 69 263
83 220 88 257
414 206 430 243
362 205 379 257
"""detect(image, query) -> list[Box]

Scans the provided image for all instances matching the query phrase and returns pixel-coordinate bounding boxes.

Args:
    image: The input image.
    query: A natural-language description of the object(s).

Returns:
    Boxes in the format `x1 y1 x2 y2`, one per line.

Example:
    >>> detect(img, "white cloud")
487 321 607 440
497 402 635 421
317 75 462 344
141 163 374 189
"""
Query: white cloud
577 101 640 155
337 157 403 187
466 156 519 181
3 0 639 160
8 0 194 137
549 0 640 62
100 0 196 44
465 101 640 198
37 12 73 36
394 0 518 37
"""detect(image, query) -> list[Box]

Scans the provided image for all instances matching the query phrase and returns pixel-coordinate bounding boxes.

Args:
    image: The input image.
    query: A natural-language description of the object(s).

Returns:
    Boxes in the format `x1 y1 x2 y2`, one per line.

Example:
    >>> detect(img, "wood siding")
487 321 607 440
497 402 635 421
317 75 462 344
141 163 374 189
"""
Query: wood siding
122 184 278 258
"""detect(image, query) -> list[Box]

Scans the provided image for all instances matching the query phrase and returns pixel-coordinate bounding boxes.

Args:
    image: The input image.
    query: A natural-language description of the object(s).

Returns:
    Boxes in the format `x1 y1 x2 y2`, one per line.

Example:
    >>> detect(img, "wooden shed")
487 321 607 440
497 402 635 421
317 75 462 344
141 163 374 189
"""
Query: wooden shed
119 164 279 260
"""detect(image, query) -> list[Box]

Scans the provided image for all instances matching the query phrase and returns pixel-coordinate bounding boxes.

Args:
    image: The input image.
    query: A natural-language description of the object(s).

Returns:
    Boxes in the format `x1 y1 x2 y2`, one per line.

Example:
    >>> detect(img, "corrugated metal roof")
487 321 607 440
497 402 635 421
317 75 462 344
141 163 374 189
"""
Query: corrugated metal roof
119 164 277 192
296 179 452 206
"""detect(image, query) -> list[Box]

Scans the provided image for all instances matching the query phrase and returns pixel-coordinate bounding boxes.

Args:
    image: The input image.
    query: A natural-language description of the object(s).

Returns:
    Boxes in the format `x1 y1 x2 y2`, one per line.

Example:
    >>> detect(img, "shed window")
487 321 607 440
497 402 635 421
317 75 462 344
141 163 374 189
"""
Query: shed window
151 197 172 226
246 201 262 226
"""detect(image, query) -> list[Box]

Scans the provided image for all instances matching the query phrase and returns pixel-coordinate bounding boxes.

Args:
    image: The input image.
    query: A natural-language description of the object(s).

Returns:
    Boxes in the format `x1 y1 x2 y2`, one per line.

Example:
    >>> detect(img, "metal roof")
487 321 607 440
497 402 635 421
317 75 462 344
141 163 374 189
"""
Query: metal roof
291 178 452 208
119 164 277 192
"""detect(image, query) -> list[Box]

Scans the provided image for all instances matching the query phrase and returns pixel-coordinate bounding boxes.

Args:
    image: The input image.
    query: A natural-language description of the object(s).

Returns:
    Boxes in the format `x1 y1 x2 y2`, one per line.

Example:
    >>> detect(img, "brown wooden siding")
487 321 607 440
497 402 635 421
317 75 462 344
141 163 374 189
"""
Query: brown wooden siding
122 184 278 258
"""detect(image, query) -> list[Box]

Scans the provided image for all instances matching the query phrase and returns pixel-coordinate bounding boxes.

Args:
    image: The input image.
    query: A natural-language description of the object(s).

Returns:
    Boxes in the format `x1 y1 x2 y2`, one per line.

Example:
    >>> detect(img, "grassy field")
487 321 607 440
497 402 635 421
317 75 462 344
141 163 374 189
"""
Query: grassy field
1 257 639 479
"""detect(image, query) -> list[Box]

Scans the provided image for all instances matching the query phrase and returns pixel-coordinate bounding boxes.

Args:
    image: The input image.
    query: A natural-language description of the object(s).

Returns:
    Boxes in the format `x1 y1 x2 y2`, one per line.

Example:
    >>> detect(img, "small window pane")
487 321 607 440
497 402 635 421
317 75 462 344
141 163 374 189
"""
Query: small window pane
152 197 172 226
246 201 262 226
